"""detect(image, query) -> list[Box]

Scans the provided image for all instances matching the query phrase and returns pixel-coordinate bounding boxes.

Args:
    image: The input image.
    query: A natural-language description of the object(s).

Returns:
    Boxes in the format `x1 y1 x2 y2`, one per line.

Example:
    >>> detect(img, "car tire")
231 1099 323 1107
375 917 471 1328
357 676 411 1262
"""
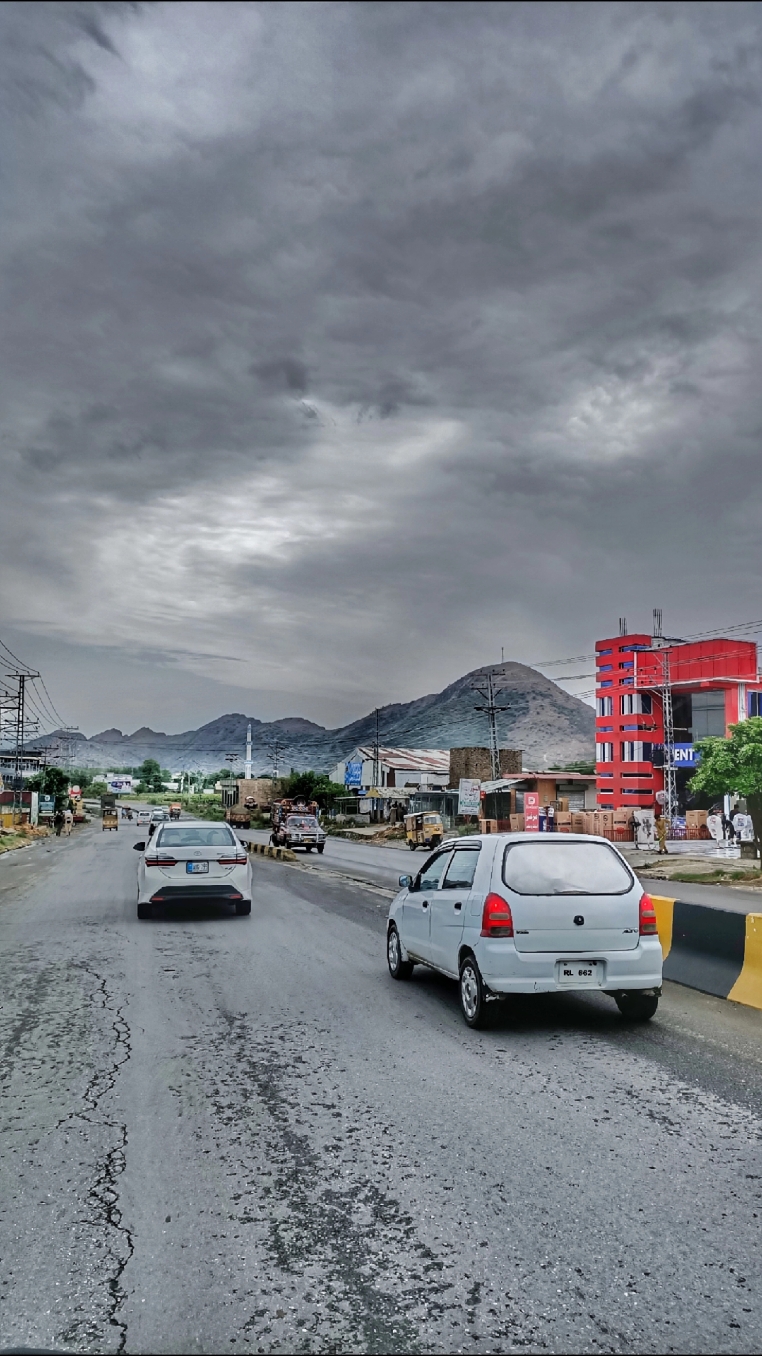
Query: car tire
137 902 151 920
459 953 488 1029
317 845 325 854
305 845 313 852
615 992 659 1021
387 925 414 980
235 900 252 916
408 842 416 851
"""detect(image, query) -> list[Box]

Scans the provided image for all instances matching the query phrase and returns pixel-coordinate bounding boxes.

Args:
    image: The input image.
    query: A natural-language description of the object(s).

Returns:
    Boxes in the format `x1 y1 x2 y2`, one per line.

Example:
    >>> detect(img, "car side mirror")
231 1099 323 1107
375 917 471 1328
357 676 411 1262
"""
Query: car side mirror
133 842 145 852
398 874 412 889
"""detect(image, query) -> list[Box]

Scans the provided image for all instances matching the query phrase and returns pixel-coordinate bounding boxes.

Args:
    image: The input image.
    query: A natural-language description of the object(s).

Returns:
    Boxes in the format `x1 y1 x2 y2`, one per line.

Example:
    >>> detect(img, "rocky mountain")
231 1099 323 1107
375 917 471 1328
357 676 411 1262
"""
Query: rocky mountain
27 662 594 774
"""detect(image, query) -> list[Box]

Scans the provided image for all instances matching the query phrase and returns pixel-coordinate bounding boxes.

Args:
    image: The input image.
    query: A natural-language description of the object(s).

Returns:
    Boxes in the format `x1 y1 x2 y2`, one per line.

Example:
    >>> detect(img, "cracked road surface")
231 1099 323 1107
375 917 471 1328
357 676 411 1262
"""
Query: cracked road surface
2 825 762 1353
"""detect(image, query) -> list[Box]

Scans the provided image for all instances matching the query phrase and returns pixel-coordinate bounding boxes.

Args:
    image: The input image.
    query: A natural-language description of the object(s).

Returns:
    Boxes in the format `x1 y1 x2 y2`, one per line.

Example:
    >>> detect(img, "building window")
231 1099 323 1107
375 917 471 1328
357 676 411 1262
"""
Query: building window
750 692 762 717
597 664 613 672
619 661 634 669
596 696 613 716
597 648 613 655
598 725 613 732
600 681 612 688
621 742 653 763
596 742 614 763
621 693 652 714
691 691 725 739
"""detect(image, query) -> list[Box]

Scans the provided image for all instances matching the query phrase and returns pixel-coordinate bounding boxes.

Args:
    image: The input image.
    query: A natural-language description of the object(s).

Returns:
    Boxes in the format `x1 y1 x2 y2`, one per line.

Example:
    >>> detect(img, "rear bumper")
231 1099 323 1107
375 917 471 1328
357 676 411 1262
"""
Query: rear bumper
148 885 246 904
477 936 662 994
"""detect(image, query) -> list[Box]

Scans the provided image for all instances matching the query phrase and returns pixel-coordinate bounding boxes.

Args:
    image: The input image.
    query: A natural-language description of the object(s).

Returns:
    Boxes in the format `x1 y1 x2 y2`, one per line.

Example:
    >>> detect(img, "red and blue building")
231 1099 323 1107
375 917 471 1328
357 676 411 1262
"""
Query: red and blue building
595 632 762 810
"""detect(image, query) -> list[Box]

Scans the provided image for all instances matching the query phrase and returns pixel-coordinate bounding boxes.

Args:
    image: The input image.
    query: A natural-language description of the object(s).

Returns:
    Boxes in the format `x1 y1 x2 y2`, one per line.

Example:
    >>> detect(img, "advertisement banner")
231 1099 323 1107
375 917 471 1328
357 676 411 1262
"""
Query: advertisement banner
344 761 363 788
524 791 540 832
106 776 134 795
457 778 482 816
39 796 55 818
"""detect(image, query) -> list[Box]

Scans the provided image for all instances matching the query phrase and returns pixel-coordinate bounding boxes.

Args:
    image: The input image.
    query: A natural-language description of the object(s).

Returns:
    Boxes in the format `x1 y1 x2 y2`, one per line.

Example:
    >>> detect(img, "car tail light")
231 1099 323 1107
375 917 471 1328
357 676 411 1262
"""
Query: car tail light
144 856 177 867
218 854 248 865
639 892 658 935
480 892 514 938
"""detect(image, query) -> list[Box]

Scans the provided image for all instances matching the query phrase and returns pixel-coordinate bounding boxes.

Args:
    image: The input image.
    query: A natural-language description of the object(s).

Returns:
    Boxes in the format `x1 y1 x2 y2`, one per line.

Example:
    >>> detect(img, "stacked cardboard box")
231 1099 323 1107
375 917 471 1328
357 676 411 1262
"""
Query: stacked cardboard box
571 812 586 834
555 811 572 834
478 818 499 834
686 809 708 840
509 813 525 832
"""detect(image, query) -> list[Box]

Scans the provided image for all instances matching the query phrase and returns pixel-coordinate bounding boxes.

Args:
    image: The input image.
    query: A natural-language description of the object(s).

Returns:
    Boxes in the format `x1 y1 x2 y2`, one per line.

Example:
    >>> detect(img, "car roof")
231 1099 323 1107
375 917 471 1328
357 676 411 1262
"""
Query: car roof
440 832 621 848
154 819 234 829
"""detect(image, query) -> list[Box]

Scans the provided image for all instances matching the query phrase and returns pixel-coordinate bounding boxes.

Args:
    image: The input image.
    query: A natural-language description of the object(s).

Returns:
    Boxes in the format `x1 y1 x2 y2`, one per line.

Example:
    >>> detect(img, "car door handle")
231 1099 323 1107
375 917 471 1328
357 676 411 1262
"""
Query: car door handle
422 901 428 909
453 902 462 911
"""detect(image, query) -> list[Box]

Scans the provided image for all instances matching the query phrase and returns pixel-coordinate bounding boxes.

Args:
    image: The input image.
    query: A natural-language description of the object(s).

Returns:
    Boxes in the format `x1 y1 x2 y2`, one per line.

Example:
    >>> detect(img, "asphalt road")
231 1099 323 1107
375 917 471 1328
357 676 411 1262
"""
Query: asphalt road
2 823 762 1354
244 829 762 914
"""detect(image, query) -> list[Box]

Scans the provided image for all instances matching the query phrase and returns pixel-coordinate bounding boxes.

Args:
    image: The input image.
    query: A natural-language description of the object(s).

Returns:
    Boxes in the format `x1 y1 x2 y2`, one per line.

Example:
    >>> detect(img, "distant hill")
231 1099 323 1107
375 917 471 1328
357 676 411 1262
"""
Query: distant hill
24 662 594 774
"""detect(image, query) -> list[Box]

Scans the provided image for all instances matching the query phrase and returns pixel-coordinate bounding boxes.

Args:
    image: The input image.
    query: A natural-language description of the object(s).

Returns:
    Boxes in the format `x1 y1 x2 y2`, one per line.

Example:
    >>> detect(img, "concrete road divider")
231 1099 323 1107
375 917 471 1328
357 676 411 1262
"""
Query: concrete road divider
650 895 762 1010
246 842 296 862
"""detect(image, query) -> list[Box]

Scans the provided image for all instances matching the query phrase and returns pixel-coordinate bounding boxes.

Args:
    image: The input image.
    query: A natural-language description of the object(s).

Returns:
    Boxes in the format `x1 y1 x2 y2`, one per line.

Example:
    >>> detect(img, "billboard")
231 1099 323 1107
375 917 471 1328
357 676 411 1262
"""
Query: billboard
345 761 363 788
105 776 134 795
457 778 481 816
524 791 540 832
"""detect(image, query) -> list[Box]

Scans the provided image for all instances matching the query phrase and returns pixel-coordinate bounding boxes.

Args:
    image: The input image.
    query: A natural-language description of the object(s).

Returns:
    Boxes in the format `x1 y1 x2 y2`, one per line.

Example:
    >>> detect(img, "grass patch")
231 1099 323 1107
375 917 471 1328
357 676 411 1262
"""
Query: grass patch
666 869 762 885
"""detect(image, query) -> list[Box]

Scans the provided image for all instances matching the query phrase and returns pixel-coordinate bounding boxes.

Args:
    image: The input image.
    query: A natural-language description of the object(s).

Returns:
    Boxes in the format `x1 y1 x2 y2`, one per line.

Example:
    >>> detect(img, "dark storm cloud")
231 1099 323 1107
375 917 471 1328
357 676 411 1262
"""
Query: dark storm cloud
3 0 762 733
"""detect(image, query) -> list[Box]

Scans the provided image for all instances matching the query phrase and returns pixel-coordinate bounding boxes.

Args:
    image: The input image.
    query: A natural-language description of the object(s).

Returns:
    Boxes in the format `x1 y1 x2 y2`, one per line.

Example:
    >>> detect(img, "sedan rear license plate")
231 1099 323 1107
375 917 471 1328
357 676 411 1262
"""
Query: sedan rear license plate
558 960 602 987
186 861 209 874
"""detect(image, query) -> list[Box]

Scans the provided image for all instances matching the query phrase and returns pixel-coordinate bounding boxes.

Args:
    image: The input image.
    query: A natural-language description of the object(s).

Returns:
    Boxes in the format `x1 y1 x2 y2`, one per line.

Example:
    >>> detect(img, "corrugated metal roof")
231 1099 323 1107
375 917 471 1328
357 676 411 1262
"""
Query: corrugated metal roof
354 746 450 773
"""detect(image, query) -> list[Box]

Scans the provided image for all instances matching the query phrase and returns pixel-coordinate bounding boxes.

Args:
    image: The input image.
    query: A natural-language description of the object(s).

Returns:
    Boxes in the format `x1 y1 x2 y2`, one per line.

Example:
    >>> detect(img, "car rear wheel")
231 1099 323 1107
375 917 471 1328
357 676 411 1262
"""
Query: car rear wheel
387 925 414 980
305 845 313 852
235 900 251 916
615 992 659 1021
459 954 488 1029
408 842 416 851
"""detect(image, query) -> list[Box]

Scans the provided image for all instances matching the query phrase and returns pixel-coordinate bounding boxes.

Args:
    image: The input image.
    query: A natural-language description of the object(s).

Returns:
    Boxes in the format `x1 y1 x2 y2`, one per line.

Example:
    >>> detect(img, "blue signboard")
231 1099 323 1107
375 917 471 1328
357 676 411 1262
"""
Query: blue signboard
345 761 363 787
672 743 700 767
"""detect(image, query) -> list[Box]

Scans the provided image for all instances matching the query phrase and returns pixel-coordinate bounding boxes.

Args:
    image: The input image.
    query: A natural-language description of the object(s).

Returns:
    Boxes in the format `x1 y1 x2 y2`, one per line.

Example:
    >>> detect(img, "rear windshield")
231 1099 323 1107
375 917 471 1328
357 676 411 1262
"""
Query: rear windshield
502 841 633 896
155 826 236 848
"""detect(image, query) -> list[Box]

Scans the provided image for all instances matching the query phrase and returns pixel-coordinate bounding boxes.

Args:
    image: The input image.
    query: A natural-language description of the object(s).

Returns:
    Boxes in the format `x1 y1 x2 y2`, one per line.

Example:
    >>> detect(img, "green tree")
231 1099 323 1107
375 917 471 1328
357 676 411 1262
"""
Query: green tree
690 717 762 852
136 758 164 793
26 765 70 809
279 770 346 808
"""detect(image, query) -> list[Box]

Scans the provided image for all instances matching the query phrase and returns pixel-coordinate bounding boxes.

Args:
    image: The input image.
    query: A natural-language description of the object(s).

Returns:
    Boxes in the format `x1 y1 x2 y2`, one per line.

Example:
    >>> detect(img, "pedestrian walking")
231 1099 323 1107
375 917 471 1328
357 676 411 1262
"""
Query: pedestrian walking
53 808 64 837
656 813 668 855
63 808 73 836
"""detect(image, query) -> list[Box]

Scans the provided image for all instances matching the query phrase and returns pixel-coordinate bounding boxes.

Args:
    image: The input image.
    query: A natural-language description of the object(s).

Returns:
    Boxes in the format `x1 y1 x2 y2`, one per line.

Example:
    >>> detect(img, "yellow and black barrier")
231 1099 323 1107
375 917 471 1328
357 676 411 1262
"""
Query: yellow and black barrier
651 895 762 1010
246 842 296 863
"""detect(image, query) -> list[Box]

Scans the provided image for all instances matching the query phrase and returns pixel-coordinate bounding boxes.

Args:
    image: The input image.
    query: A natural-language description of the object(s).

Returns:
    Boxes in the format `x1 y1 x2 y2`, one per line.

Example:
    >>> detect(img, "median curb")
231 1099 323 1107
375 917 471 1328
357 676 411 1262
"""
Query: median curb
246 842 296 863
651 895 762 1010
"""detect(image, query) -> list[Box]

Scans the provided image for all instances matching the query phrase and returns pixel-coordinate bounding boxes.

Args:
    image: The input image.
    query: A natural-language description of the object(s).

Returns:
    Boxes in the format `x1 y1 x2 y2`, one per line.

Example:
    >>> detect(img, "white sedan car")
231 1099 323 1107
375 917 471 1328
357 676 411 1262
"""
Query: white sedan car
134 820 252 919
387 833 662 1028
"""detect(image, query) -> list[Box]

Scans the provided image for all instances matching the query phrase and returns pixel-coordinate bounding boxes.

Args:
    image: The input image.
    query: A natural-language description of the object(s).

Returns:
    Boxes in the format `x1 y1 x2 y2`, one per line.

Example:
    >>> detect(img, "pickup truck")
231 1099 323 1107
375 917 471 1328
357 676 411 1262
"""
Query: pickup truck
271 813 326 853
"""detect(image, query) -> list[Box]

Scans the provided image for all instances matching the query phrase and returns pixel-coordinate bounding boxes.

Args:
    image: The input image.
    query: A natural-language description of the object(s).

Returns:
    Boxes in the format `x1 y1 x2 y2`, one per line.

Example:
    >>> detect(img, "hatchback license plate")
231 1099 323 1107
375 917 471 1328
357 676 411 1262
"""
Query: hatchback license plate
558 960 601 987
186 861 209 874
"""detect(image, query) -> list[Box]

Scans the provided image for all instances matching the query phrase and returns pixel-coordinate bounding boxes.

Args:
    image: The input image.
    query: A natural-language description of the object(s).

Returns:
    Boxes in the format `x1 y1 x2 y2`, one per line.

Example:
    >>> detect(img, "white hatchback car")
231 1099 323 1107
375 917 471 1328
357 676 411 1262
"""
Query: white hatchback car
134 820 252 919
387 834 662 1028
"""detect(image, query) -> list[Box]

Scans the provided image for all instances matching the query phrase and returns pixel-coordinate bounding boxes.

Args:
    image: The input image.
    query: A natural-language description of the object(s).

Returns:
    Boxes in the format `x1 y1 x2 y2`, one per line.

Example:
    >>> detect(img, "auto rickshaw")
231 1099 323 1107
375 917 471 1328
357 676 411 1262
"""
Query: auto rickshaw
102 807 118 831
405 812 444 851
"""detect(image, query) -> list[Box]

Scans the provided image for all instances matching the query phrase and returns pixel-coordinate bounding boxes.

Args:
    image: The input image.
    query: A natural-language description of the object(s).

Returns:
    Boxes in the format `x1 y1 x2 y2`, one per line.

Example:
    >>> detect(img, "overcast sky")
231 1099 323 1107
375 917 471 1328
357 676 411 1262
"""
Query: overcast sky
3 1 762 736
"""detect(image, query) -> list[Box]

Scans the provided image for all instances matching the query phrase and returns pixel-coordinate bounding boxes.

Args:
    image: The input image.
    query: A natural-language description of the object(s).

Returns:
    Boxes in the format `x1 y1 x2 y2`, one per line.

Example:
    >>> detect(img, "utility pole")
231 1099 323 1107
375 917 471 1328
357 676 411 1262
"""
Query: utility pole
471 670 511 781
660 649 677 831
245 722 252 780
373 707 380 791
7 671 40 819
265 737 284 780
